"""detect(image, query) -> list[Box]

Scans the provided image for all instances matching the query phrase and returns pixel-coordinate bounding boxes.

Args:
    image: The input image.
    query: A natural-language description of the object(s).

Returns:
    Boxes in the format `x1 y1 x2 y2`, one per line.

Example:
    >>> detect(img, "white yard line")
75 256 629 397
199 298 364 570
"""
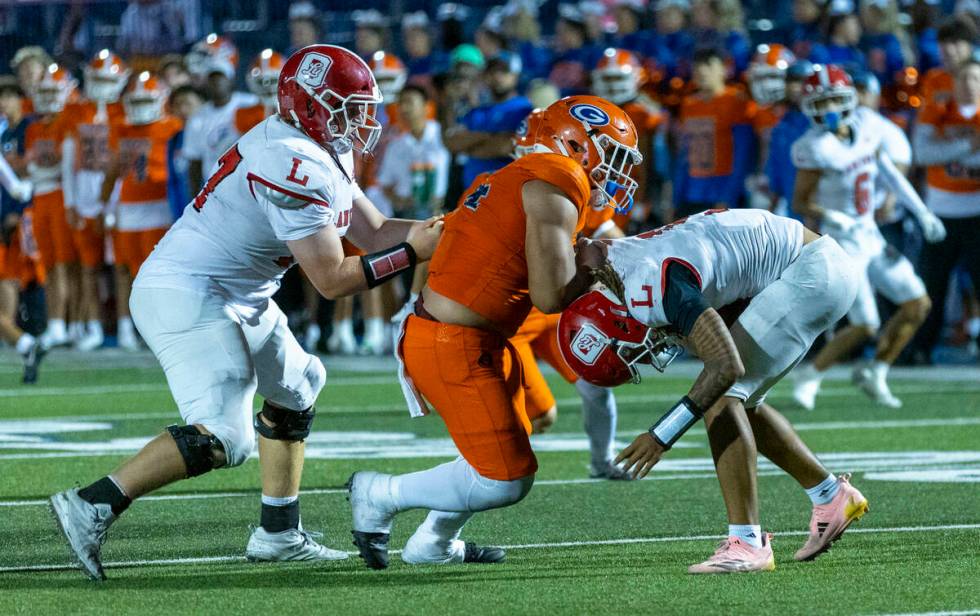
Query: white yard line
0 522 976 574
868 611 980 616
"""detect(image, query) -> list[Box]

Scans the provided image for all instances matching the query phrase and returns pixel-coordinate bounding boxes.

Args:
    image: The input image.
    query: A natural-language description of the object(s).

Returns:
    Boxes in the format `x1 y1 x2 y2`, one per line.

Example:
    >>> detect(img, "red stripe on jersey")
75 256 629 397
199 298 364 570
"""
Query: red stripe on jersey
246 172 330 208
660 257 703 296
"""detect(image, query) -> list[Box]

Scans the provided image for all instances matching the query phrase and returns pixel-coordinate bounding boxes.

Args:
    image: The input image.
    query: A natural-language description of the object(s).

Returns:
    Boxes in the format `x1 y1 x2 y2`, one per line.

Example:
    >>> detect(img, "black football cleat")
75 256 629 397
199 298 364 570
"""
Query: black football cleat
22 340 47 384
463 542 506 564
351 530 390 570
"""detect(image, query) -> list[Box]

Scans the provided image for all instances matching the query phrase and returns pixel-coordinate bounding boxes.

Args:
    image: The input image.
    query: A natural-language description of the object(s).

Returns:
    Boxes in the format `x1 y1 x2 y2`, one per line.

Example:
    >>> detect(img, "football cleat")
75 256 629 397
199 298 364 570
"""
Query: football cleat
117 327 141 352
245 525 348 562
464 542 506 564
327 329 356 355
589 461 634 481
347 472 396 570
852 364 902 408
795 473 869 561
21 339 47 384
49 488 116 581
792 365 822 411
75 327 104 352
688 533 775 574
401 530 506 565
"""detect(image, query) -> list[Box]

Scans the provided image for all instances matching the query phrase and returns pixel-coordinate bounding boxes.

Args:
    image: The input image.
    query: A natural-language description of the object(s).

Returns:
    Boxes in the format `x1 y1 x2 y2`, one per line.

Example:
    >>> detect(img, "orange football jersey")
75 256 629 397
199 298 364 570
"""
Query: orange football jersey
63 101 125 173
234 103 272 134
24 115 71 194
110 116 182 203
920 68 953 107
678 86 757 178
917 100 980 194
427 153 591 336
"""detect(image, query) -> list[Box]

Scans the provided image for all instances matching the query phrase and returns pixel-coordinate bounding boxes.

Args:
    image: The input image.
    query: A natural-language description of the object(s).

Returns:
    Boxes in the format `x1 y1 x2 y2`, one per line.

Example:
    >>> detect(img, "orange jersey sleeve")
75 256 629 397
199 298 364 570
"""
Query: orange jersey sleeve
115 116 182 203
235 104 269 134
920 69 953 107
623 98 666 133
427 153 591 336
919 101 980 194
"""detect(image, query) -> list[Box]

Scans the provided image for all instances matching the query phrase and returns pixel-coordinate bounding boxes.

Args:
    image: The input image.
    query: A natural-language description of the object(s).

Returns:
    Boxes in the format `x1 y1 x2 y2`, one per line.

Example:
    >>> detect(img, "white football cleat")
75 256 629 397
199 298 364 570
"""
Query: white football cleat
358 335 385 356
792 365 822 411
852 364 902 408
401 532 506 565
41 322 69 349
49 488 116 581
245 526 348 562
75 327 104 352
589 461 634 480
326 330 356 355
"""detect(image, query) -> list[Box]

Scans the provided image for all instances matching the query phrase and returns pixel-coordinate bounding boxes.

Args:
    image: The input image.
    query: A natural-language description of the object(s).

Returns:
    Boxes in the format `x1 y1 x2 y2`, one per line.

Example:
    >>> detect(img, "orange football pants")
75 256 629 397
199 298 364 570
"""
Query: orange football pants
72 217 105 269
32 189 77 270
113 228 167 275
1 219 45 287
509 309 579 421
401 314 538 481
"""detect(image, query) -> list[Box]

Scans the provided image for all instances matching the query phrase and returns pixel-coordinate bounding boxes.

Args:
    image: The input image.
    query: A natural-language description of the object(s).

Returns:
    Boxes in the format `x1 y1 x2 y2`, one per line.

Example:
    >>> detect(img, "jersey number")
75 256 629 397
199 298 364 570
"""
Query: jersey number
854 172 871 216
463 183 490 211
193 145 243 211
630 285 654 308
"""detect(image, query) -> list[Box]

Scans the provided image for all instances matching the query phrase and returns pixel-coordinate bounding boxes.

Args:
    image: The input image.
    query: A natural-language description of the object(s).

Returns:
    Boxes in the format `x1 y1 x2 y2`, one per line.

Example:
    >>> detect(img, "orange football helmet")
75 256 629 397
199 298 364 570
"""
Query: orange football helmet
123 71 169 125
33 64 77 114
513 108 546 158
186 33 239 78
591 48 645 105
747 43 796 105
84 49 131 103
247 48 285 107
367 51 407 102
537 95 642 213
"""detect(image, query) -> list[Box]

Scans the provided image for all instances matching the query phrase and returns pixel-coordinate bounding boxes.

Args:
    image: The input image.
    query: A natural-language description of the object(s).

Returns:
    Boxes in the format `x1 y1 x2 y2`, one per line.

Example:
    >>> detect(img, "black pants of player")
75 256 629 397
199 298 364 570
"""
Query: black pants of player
913 213 980 357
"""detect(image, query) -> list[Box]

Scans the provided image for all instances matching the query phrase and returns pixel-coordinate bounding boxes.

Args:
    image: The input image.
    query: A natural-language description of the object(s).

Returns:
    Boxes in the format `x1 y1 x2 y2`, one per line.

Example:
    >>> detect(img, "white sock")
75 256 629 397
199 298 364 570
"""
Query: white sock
729 524 763 548
365 317 384 341
15 333 35 355
410 510 473 552
391 456 533 513
577 380 617 469
261 494 298 506
870 360 889 381
87 320 103 336
805 474 839 505
47 318 67 339
334 318 353 339
118 317 134 336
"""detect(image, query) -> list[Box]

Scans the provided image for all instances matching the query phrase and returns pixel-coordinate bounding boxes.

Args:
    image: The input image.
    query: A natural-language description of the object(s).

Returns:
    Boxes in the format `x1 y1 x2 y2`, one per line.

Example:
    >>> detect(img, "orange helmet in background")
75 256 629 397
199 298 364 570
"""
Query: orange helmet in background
186 33 239 78
538 95 642 213
367 51 407 102
747 43 796 105
123 71 169 125
247 48 285 107
33 63 77 114
513 108 546 158
591 48 645 105
84 49 131 103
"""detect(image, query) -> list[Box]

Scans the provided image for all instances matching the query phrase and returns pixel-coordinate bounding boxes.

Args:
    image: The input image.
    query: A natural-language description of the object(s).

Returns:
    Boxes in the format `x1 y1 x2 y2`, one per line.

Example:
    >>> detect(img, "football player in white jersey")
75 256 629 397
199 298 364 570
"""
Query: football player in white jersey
788 65 946 410
559 208 867 573
49 45 444 581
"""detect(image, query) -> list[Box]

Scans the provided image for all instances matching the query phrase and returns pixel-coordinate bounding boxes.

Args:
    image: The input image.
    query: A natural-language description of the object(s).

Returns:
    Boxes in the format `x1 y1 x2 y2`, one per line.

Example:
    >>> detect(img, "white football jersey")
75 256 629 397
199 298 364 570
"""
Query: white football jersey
792 120 883 227
607 209 805 329
136 115 362 320
182 91 259 176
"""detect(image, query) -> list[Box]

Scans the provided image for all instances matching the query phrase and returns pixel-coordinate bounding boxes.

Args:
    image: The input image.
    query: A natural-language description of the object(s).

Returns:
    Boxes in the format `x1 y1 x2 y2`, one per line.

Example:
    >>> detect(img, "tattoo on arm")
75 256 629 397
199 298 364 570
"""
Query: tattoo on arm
686 309 744 411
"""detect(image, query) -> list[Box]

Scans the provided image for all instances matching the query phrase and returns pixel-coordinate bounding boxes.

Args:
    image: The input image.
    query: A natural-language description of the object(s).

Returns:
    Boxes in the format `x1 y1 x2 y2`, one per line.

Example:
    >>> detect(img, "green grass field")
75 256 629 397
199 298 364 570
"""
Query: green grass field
1 351 978 615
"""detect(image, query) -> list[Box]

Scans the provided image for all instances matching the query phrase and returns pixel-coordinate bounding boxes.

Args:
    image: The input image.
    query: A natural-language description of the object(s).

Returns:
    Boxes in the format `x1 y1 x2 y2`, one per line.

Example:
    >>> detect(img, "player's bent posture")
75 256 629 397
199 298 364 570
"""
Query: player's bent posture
789 65 946 410
559 208 869 573
49 45 443 581
348 96 642 569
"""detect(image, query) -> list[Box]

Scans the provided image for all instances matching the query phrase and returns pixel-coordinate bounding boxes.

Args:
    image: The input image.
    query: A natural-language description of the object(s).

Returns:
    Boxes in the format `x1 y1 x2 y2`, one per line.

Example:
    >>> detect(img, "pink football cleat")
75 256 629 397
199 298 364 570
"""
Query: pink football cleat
795 473 869 562
688 533 775 574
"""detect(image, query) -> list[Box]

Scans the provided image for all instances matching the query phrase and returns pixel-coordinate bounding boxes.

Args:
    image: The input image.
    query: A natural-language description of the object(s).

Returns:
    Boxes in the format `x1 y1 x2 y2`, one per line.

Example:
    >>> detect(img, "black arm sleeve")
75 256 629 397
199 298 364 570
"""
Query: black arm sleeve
663 262 710 336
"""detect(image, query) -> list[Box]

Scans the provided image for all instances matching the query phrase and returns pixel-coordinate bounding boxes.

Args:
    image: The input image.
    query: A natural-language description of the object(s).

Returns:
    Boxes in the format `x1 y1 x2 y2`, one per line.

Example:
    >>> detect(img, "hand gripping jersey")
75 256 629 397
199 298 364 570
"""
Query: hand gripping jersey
606 209 804 328
136 116 361 320
426 152 591 336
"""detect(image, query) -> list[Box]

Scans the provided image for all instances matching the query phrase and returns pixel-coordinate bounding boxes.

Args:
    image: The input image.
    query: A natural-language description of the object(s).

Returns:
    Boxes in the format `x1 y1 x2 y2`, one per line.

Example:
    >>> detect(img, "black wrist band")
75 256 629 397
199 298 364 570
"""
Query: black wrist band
648 396 706 450
360 242 417 288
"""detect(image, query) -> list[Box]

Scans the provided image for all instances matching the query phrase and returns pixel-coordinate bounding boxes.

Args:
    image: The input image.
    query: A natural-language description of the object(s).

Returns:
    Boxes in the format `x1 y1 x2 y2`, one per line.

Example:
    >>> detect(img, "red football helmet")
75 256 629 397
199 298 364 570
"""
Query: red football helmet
558 288 683 387
591 48 645 105
84 49 130 103
747 43 795 105
537 95 642 213
278 44 383 154
512 108 546 158
367 51 407 102
801 64 857 131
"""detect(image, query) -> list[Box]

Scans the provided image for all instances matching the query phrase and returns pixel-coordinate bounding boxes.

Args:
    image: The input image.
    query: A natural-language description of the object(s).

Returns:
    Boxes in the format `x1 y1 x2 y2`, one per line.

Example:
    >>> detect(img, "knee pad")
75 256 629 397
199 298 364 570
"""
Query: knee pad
254 401 316 441
167 424 226 477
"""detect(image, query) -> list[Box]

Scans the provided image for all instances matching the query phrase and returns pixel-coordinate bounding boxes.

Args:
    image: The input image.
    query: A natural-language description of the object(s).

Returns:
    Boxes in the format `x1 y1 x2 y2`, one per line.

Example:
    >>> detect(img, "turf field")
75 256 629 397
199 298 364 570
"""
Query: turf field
0 350 978 615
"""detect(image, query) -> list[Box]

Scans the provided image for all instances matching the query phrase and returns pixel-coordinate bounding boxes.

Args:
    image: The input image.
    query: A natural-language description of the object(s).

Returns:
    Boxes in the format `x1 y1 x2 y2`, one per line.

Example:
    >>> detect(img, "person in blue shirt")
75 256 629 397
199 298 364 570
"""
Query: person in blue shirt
165 85 203 222
766 61 815 222
655 0 696 79
811 13 868 70
445 51 533 190
909 0 942 72
859 0 910 87
690 0 752 76
402 12 449 81
783 0 827 61
548 6 602 95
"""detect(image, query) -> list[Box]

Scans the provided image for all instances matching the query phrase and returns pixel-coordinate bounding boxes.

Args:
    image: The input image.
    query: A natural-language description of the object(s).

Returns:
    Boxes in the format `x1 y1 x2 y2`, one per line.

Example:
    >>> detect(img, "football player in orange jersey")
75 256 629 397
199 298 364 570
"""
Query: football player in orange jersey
25 63 80 348
591 48 667 230
101 72 181 350
62 49 130 351
235 49 285 134
349 95 642 569
745 43 796 211
509 107 629 479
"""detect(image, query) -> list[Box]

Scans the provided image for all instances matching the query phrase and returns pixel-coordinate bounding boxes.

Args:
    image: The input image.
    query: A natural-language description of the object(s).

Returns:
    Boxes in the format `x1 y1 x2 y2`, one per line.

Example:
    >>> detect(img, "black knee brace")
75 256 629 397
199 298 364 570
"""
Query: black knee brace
166 425 224 477
254 401 316 441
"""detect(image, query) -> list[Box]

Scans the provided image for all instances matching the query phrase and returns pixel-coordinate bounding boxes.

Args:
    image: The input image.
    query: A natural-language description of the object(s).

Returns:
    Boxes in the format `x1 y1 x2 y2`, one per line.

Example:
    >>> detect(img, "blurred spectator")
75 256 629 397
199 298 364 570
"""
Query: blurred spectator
11 46 51 110
578 1 609 43
549 5 599 94
766 60 816 218
437 3 471 51
402 12 447 81
159 54 190 89
691 0 752 76
117 0 201 66
504 0 553 82
812 12 867 70
287 2 320 55
673 47 756 217
920 17 977 106
475 8 508 62
526 79 561 108
610 0 651 53
353 9 387 61
908 0 943 73
445 51 532 189
912 58 980 359
784 0 827 60
655 0 695 78
166 84 203 222
859 0 912 87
